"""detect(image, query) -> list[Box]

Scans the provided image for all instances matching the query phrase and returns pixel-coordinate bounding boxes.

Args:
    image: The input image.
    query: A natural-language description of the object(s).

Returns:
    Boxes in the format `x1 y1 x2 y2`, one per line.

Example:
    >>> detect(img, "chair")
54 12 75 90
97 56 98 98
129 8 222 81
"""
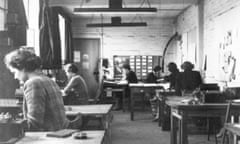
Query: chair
215 100 233 144
204 91 225 141
199 84 223 141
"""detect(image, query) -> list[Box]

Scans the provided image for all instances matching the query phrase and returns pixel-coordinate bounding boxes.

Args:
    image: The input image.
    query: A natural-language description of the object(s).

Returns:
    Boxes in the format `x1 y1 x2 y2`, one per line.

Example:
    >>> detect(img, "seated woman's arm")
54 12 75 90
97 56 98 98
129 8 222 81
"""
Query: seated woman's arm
63 78 78 94
24 81 46 131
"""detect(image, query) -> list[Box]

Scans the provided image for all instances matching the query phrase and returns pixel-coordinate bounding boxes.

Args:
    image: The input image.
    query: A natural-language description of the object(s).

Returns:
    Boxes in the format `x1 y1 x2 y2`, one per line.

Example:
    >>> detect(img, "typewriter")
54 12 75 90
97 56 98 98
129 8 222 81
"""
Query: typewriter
0 112 25 143
0 99 24 143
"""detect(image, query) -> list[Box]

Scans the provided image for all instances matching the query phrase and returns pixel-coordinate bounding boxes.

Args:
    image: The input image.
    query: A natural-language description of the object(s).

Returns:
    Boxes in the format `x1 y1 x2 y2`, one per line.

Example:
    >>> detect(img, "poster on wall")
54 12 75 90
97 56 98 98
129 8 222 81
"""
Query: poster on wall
74 51 81 63
213 7 240 86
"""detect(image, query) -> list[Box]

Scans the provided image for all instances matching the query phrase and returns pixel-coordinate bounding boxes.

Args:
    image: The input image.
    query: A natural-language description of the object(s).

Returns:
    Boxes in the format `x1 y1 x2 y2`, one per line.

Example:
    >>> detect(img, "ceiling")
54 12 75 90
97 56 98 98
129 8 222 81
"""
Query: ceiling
49 0 198 19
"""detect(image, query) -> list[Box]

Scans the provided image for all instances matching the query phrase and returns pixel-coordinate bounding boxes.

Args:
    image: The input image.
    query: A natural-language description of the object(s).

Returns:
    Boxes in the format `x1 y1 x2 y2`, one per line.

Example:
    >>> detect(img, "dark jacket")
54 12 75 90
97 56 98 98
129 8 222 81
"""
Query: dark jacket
164 70 180 89
146 72 158 83
126 71 138 83
177 70 202 93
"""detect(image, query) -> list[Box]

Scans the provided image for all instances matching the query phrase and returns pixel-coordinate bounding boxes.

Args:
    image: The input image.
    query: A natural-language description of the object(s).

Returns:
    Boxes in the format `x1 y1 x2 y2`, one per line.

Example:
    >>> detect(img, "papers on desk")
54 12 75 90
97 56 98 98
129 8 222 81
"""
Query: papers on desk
46 129 78 138
129 83 169 89
157 83 170 89
103 80 128 85
118 80 128 85
103 80 118 84
233 124 240 128
181 99 193 104
232 99 240 103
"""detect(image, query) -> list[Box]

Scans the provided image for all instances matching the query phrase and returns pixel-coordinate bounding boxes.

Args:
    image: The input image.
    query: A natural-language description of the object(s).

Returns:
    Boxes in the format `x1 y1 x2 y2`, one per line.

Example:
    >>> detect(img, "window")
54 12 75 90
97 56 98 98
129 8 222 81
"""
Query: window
0 0 7 31
23 0 40 55
58 14 66 64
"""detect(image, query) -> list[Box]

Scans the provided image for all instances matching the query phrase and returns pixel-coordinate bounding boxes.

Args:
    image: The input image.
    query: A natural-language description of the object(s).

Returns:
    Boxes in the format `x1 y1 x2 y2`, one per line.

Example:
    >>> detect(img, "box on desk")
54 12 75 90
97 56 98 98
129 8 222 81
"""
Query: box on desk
203 91 225 103
0 119 25 143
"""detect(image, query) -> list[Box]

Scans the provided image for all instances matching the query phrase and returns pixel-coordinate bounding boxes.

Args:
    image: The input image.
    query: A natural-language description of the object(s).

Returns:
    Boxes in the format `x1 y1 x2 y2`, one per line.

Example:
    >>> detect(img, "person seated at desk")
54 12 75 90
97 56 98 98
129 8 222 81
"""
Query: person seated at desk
146 65 161 83
122 64 138 84
145 66 162 121
176 61 203 96
113 64 138 110
4 48 70 131
164 62 180 95
63 63 89 105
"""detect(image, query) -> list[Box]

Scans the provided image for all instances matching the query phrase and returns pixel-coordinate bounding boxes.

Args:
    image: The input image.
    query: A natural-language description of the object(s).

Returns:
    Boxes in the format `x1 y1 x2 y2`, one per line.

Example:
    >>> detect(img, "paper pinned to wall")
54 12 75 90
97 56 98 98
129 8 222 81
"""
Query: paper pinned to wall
74 51 81 63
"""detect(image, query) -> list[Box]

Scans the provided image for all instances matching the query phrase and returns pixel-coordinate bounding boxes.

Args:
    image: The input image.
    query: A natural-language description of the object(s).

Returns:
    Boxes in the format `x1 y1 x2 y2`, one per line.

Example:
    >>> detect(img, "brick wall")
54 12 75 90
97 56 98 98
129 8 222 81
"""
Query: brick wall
176 0 240 84
72 17 175 61
204 0 240 83
175 4 198 70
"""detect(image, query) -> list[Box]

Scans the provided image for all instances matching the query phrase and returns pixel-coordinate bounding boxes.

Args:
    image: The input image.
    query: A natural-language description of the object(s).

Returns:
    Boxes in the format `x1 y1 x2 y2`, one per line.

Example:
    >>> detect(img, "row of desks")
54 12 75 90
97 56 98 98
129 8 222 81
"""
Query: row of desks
65 104 113 144
129 84 168 121
103 81 169 120
0 101 113 144
156 92 240 144
17 130 106 144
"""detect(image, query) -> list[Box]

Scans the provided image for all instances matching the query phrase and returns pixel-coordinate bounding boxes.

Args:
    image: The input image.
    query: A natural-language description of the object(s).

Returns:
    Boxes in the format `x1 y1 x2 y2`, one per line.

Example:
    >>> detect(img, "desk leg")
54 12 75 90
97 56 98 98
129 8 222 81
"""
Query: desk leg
103 112 113 144
122 89 126 112
170 109 177 144
180 112 188 144
158 99 161 127
130 91 134 121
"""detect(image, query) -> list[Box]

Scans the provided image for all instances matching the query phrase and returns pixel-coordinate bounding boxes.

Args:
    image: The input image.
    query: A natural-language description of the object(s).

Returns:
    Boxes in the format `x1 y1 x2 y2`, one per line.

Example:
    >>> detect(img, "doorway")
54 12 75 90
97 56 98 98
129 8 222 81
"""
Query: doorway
73 38 100 99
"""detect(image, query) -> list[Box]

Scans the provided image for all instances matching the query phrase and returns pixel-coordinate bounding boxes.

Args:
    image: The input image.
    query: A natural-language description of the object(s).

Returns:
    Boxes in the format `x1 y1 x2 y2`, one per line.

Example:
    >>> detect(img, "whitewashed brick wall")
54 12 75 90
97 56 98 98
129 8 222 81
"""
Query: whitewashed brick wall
72 17 175 60
176 0 240 83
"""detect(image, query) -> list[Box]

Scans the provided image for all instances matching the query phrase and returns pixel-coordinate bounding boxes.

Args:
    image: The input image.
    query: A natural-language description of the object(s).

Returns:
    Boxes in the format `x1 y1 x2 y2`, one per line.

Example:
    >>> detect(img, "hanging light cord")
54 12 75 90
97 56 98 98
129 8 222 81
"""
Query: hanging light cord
140 0 152 8
101 14 104 53
131 15 144 23
80 0 85 8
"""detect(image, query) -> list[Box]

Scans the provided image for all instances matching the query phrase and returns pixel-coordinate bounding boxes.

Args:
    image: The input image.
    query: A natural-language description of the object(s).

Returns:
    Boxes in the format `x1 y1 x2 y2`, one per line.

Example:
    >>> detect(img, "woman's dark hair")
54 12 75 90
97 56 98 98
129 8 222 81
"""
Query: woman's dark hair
122 64 131 70
181 61 194 71
65 63 78 73
153 65 161 72
168 62 178 72
4 48 42 72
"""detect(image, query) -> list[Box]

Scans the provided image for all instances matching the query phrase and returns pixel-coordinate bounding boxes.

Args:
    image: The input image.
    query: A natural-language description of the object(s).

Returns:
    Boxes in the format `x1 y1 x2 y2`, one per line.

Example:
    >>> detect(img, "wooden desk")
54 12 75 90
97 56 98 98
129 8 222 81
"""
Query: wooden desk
224 123 240 144
129 83 165 121
65 104 113 143
155 90 176 129
166 98 240 144
103 82 128 111
16 130 106 144
65 104 112 116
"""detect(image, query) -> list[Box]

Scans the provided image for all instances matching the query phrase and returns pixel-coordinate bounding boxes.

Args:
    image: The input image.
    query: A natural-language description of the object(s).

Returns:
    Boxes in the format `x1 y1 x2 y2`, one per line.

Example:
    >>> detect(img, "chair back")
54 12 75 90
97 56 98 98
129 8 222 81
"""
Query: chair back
224 101 232 124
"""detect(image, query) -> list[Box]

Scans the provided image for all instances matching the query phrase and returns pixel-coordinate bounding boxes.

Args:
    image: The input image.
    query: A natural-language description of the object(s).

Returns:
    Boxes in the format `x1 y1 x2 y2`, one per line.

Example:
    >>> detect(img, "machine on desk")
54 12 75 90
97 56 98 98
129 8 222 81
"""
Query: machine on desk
0 99 24 143
0 113 25 143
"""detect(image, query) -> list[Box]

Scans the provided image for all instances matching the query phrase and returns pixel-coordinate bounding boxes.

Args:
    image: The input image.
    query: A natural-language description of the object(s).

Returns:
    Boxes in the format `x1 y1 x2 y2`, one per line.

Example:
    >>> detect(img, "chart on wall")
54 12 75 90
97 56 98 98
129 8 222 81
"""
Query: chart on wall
214 6 240 84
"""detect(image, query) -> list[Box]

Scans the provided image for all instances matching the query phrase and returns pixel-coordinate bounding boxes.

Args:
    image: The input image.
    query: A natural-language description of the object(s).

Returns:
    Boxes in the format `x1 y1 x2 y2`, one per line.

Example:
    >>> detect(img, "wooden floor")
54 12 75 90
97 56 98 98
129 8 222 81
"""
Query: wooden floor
111 110 217 144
